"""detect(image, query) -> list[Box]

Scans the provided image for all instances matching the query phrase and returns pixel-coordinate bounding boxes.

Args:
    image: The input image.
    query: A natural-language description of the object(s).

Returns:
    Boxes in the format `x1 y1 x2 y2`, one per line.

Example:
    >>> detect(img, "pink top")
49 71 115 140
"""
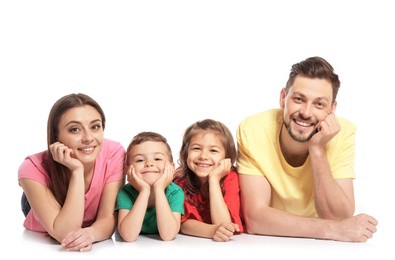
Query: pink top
18 138 125 232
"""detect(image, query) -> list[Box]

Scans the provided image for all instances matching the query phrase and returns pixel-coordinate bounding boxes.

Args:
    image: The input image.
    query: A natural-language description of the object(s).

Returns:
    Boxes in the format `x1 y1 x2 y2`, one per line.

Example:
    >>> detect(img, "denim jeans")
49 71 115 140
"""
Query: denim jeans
21 192 31 217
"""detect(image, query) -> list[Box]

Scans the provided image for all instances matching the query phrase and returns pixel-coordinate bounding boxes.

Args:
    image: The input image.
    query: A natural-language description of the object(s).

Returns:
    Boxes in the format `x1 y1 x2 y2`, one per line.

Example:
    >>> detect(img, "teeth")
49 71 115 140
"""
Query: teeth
296 121 310 127
81 147 93 152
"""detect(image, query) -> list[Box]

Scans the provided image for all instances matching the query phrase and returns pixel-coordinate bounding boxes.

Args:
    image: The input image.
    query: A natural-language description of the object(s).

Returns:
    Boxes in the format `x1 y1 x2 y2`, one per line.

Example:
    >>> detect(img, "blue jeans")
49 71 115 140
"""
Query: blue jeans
21 192 31 217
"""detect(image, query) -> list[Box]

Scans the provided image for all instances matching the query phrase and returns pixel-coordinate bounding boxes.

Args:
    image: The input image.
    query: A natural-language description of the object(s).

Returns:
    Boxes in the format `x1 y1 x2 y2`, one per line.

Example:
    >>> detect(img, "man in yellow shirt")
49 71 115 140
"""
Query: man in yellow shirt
236 56 378 242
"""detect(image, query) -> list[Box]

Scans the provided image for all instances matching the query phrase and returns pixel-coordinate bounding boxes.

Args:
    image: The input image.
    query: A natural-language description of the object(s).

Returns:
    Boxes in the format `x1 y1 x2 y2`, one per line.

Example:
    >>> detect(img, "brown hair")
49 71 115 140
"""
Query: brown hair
285 56 340 104
46 93 105 206
126 131 173 166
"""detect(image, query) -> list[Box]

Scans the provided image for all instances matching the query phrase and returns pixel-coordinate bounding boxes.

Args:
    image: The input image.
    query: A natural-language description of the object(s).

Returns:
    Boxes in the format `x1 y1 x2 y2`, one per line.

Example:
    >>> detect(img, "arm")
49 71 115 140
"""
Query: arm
19 167 86 243
208 158 233 224
239 173 378 242
181 219 238 242
154 162 181 241
309 113 355 219
117 166 150 242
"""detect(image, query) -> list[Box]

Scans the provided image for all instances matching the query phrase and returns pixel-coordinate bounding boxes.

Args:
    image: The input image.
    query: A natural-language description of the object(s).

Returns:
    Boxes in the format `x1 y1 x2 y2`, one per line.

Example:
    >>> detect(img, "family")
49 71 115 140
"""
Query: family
17 56 378 252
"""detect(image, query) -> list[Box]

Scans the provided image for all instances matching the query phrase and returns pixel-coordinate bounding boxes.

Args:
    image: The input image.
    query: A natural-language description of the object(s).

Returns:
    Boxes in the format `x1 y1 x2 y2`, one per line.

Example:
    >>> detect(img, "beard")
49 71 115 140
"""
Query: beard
283 119 317 143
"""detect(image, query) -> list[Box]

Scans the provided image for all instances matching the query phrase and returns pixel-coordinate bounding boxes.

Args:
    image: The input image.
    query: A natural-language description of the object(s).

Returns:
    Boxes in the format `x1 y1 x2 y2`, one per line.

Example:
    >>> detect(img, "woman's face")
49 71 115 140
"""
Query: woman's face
56 105 104 165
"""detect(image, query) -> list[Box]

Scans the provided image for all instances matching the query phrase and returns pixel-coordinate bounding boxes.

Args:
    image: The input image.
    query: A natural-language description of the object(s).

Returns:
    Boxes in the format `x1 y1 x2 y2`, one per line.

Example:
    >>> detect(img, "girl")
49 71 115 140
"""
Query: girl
173 119 243 242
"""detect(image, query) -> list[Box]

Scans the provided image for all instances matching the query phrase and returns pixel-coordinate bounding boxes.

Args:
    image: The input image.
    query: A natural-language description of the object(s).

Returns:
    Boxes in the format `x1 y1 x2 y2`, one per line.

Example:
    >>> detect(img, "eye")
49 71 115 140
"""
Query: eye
293 97 303 103
69 127 81 134
210 149 220 153
315 101 327 109
92 124 102 131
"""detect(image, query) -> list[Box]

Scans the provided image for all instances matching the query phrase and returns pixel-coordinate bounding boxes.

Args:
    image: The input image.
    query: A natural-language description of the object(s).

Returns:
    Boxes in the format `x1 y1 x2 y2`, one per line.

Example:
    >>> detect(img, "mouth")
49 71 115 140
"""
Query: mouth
195 163 212 168
77 146 95 153
294 119 314 128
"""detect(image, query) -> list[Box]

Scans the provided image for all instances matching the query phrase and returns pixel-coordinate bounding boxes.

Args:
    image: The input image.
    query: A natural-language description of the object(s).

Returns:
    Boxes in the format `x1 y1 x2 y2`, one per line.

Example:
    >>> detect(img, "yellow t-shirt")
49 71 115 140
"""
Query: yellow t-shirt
236 108 356 217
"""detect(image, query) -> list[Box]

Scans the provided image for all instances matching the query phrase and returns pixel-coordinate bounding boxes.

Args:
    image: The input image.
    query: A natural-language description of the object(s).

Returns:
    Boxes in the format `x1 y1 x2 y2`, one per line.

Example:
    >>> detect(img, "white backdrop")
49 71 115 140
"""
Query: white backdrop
1 0 393 257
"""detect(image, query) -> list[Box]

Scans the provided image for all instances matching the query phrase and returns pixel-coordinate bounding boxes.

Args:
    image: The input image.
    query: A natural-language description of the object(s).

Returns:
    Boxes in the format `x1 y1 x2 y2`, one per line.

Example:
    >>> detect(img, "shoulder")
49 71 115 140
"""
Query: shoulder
238 109 282 129
337 117 356 132
101 138 126 157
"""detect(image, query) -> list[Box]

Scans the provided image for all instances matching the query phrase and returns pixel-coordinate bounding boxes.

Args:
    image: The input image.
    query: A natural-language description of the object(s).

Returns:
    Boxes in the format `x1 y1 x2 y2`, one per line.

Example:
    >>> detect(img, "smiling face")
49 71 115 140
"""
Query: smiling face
56 105 104 166
186 130 226 182
280 75 336 142
128 141 171 185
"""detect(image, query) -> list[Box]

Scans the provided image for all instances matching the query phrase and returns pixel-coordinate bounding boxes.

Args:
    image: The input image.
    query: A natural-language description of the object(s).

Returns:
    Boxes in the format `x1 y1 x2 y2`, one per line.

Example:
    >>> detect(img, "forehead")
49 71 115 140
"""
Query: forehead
131 141 169 157
290 76 333 102
60 105 101 124
190 131 223 146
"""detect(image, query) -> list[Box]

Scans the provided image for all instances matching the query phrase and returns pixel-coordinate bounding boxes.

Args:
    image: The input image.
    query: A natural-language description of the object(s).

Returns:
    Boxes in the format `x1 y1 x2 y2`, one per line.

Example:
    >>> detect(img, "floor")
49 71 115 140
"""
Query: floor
11 217 390 260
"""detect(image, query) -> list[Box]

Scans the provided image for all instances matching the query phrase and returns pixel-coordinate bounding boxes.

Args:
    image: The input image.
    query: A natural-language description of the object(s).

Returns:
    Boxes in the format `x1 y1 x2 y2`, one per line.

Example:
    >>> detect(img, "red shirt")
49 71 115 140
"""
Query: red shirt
175 168 244 232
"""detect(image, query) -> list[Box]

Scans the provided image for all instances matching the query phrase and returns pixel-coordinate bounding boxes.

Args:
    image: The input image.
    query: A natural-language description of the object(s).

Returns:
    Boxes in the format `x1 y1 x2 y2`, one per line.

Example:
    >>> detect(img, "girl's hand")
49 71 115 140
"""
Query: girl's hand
209 158 231 182
212 222 240 242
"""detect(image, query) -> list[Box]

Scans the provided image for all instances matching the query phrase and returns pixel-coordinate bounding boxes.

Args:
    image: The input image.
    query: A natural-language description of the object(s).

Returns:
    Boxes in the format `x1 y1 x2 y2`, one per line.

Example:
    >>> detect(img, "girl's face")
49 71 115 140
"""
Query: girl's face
56 105 104 165
187 131 226 179
128 141 170 185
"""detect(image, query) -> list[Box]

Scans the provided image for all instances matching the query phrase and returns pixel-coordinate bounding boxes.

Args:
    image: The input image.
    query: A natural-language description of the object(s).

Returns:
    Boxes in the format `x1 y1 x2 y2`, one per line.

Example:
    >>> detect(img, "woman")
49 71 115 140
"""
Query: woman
18 93 125 252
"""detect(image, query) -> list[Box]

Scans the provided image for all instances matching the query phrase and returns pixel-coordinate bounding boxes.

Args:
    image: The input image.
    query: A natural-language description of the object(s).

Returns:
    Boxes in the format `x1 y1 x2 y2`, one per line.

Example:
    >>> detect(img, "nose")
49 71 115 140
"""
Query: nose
145 159 154 167
299 103 313 118
82 130 93 143
198 150 208 160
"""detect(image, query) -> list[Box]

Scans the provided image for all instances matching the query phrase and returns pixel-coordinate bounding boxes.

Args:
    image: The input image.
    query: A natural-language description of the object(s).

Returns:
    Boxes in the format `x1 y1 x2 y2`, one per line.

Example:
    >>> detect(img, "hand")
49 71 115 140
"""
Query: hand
212 222 240 242
126 165 150 192
209 158 232 182
153 161 174 190
49 142 83 172
61 228 93 252
332 213 378 242
309 113 340 148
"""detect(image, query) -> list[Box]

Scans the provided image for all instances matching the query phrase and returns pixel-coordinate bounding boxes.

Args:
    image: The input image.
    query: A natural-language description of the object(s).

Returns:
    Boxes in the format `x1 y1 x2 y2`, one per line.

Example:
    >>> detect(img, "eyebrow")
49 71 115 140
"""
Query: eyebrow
293 91 330 102
65 119 102 127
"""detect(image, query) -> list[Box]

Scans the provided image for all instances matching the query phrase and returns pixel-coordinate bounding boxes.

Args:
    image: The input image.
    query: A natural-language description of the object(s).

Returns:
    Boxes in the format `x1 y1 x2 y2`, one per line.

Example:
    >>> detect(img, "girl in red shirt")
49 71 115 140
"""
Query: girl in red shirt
173 119 243 242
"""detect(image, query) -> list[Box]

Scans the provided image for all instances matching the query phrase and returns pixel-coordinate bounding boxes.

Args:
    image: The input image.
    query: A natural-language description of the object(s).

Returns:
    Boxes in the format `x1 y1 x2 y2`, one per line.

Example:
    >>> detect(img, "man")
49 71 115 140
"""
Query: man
236 56 377 242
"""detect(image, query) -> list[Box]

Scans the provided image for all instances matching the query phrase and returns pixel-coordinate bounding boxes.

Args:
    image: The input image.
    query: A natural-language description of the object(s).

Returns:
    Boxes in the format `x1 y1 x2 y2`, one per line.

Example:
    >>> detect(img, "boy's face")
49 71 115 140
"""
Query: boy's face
127 141 171 185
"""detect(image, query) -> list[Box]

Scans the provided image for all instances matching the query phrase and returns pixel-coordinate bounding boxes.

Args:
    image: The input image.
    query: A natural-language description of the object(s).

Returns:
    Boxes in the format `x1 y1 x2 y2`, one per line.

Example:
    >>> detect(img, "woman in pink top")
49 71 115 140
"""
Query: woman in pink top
18 93 125 252
173 119 244 242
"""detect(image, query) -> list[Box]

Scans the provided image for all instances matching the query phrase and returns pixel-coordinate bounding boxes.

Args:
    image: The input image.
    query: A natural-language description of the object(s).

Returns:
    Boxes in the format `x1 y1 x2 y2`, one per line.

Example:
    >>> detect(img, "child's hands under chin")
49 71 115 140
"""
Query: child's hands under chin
127 165 150 192
153 161 174 190
209 158 232 182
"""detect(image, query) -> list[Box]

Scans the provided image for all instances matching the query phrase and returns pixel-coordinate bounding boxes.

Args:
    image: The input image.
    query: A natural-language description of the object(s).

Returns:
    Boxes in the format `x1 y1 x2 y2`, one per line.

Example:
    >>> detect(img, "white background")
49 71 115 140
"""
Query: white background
1 1 393 258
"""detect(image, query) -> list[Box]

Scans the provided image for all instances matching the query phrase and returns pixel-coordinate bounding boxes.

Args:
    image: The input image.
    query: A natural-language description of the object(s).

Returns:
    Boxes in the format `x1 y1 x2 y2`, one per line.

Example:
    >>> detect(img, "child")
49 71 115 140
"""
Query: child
173 119 244 242
116 131 184 242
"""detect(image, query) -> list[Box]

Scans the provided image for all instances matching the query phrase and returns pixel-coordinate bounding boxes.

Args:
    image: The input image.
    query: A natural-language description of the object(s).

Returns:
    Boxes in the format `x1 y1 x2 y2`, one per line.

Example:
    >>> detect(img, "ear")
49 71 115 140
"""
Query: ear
331 101 337 113
279 88 286 108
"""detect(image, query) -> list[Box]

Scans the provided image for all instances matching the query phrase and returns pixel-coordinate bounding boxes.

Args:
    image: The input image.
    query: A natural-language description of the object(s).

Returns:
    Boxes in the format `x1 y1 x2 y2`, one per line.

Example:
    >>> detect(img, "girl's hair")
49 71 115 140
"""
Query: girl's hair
125 131 173 165
285 56 341 104
46 93 105 206
173 119 236 206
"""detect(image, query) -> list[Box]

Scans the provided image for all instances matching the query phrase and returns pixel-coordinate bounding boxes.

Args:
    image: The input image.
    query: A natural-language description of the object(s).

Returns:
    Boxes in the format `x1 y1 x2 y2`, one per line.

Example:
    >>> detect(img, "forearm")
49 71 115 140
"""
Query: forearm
209 182 232 224
310 149 354 219
85 214 117 243
245 206 333 240
52 174 85 241
155 189 179 241
181 219 217 238
118 191 149 242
